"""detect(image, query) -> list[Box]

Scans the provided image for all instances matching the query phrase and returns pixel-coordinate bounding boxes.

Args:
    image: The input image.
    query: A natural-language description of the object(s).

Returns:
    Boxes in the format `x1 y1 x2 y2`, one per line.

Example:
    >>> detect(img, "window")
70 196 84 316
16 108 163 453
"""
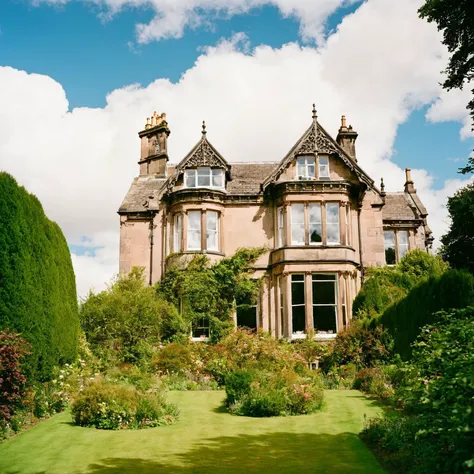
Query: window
384 229 409 264
236 278 258 330
309 204 322 244
312 274 337 334
206 211 219 251
318 157 330 179
185 168 224 189
296 156 315 179
187 211 201 250
173 214 183 252
291 204 305 245
326 203 340 244
384 231 396 265
398 231 409 259
192 317 210 340
277 207 284 247
291 274 306 336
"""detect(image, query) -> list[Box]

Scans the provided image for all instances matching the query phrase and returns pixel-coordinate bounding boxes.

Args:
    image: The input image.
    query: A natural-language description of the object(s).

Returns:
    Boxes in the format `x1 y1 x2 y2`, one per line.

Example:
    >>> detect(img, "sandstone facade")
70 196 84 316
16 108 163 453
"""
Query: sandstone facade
119 108 432 340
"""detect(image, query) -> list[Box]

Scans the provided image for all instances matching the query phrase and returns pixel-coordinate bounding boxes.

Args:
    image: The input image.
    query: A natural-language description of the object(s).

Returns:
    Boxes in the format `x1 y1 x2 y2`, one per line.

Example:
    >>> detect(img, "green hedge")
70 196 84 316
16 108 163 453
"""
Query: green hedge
0 172 79 381
375 269 474 359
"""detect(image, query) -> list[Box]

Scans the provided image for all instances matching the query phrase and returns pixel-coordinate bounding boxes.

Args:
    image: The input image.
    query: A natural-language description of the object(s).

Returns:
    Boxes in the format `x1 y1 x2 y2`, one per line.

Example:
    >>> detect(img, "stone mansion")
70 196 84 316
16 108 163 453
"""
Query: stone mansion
119 107 432 340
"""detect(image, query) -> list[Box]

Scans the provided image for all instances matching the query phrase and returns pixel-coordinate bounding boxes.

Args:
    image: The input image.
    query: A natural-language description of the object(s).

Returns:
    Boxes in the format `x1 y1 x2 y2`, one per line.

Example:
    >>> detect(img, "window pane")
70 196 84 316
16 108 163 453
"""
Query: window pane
291 204 305 244
212 169 223 188
187 211 201 250
297 158 305 177
292 274 304 282
237 305 257 329
312 274 336 281
292 306 306 333
192 317 210 338
174 215 182 252
307 163 315 178
312 281 336 305
291 281 305 305
313 306 337 333
319 157 330 178
326 204 340 244
197 167 211 186
398 231 409 259
185 169 196 187
277 207 284 247
384 231 396 264
309 204 322 244
296 157 315 178
206 211 219 251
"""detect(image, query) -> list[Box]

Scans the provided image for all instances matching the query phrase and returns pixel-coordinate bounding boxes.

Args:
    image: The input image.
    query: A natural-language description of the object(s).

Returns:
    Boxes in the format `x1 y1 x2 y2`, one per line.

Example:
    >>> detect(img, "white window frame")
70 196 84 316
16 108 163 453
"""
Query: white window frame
398 231 409 260
309 203 322 246
291 204 305 245
191 317 210 341
296 156 315 180
173 214 183 252
291 274 306 338
312 274 338 336
184 168 224 189
384 229 410 264
318 156 330 179
187 211 202 251
384 230 396 265
277 207 284 248
326 203 340 245
206 210 219 252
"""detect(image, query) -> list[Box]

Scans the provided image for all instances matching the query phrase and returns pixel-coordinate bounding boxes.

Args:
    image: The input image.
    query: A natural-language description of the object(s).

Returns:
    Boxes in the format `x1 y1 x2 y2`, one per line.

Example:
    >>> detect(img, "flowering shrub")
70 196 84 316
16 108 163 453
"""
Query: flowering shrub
152 343 194 374
0 330 30 425
353 367 394 401
322 364 357 390
226 369 324 417
71 378 178 430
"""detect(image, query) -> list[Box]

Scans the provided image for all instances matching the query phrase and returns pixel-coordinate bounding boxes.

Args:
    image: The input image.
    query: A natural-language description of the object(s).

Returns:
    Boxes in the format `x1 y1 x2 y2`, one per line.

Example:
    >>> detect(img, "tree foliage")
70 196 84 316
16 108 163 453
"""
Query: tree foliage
80 268 179 364
419 0 474 173
353 249 448 319
0 172 79 381
157 247 266 342
440 182 474 274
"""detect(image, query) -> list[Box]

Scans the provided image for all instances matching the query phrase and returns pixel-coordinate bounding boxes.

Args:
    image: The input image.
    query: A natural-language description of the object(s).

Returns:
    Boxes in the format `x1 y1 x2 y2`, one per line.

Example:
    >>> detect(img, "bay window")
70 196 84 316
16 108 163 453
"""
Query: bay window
291 204 305 245
187 211 201 251
326 203 340 244
312 274 337 334
206 211 219 251
185 167 224 189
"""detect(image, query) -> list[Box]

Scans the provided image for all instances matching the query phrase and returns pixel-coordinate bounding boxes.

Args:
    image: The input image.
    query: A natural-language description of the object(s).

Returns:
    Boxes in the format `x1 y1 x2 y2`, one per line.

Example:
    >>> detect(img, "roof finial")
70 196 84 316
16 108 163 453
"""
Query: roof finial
312 103 317 121
202 120 207 136
380 177 386 196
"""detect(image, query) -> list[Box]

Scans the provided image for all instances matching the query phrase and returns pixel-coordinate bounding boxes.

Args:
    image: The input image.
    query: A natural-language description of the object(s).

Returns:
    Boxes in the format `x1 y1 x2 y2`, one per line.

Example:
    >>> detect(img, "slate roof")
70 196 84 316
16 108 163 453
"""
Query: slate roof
118 177 166 213
382 192 421 221
226 163 278 194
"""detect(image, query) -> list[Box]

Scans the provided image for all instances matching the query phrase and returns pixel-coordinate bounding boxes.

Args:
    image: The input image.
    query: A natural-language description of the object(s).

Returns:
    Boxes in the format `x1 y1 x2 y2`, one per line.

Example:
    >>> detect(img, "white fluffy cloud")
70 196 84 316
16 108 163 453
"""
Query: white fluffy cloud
2 0 473 297
34 0 360 43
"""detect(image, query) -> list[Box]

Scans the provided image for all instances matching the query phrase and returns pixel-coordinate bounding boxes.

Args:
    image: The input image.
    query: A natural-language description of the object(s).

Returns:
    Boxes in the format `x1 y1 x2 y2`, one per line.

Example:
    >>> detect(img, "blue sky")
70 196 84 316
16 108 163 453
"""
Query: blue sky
0 0 473 295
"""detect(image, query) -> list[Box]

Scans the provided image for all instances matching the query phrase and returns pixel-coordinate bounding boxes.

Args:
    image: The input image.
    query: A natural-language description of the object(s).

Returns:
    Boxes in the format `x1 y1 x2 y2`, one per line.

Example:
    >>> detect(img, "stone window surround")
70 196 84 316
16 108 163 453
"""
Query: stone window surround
383 228 411 265
274 270 357 340
172 204 224 254
276 199 351 248
296 155 330 180
184 167 225 190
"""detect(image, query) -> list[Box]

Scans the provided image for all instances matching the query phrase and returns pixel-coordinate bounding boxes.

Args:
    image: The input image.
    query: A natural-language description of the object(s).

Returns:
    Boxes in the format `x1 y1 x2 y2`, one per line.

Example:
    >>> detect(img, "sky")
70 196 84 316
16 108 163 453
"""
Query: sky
0 0 473 298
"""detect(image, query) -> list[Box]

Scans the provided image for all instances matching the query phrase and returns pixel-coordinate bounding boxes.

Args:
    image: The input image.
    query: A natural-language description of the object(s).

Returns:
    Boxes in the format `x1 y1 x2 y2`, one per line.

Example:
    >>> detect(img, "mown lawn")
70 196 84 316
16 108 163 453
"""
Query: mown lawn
0 390 385 473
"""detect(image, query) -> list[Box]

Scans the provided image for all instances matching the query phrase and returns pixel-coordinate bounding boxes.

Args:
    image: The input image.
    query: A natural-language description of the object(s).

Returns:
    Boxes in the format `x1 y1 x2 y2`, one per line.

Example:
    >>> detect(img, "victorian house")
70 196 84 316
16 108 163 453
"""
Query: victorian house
118 107 432 340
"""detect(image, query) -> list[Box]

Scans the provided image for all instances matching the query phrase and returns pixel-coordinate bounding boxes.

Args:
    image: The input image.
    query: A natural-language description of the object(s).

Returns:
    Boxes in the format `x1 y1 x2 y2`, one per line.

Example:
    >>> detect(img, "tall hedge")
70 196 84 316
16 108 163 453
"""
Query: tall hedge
376 270 474 359
0 173 79 381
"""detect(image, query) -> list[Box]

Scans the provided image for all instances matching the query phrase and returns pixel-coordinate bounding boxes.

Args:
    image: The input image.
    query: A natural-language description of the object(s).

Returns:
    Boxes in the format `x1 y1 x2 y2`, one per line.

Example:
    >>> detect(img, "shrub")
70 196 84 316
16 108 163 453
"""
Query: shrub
0 330 30 424
325 322 394 370
0 173 79 381
152 343 193 375
226 369 324 417
377 269 474 359
71 378 178 430
353 367 394 400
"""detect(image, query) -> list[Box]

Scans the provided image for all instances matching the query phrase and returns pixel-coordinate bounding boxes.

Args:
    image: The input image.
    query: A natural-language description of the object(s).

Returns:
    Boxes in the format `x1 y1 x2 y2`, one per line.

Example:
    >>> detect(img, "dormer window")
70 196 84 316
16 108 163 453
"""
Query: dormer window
185 168 224 189
318 157 330 179
296 157 315 179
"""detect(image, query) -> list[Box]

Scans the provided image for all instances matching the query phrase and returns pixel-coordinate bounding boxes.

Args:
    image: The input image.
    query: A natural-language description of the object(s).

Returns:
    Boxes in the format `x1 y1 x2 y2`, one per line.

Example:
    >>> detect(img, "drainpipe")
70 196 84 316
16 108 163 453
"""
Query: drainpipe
357 206 365 284
149 211 156 286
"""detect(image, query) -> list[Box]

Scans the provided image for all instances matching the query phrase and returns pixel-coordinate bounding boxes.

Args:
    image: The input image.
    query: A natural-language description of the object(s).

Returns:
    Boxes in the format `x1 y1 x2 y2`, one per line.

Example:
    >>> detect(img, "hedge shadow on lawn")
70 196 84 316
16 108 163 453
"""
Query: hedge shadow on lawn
80 432 383 474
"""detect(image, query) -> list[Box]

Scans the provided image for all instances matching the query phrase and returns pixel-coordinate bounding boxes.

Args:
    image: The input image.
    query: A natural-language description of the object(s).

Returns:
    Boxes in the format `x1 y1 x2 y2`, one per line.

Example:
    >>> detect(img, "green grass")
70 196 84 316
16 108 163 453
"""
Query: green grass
0 390 385 473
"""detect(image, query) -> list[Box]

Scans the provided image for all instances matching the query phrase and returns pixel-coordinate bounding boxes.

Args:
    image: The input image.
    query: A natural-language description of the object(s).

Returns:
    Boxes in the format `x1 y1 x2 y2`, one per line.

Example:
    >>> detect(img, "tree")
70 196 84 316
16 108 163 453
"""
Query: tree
0 173 79 381
440 182 474 273
80 267 180 364
418 0 474 173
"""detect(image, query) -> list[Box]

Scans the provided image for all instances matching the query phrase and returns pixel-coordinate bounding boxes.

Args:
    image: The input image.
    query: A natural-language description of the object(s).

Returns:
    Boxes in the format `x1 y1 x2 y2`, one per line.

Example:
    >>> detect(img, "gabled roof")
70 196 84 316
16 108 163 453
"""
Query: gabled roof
262 115 376 191
165 124 231 191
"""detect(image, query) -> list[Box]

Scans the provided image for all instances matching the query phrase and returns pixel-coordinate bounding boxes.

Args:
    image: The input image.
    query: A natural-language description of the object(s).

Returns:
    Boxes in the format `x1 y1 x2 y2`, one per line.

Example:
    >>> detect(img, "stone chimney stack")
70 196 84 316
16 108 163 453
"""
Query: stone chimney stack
336 115 358 162
138 111 171 178
404 168 416 193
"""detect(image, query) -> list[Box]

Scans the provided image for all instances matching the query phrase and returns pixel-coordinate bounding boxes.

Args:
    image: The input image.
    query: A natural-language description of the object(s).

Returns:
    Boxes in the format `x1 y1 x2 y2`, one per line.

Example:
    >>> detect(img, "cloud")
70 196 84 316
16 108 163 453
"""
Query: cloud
34 0 360 44
2 0 472 297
